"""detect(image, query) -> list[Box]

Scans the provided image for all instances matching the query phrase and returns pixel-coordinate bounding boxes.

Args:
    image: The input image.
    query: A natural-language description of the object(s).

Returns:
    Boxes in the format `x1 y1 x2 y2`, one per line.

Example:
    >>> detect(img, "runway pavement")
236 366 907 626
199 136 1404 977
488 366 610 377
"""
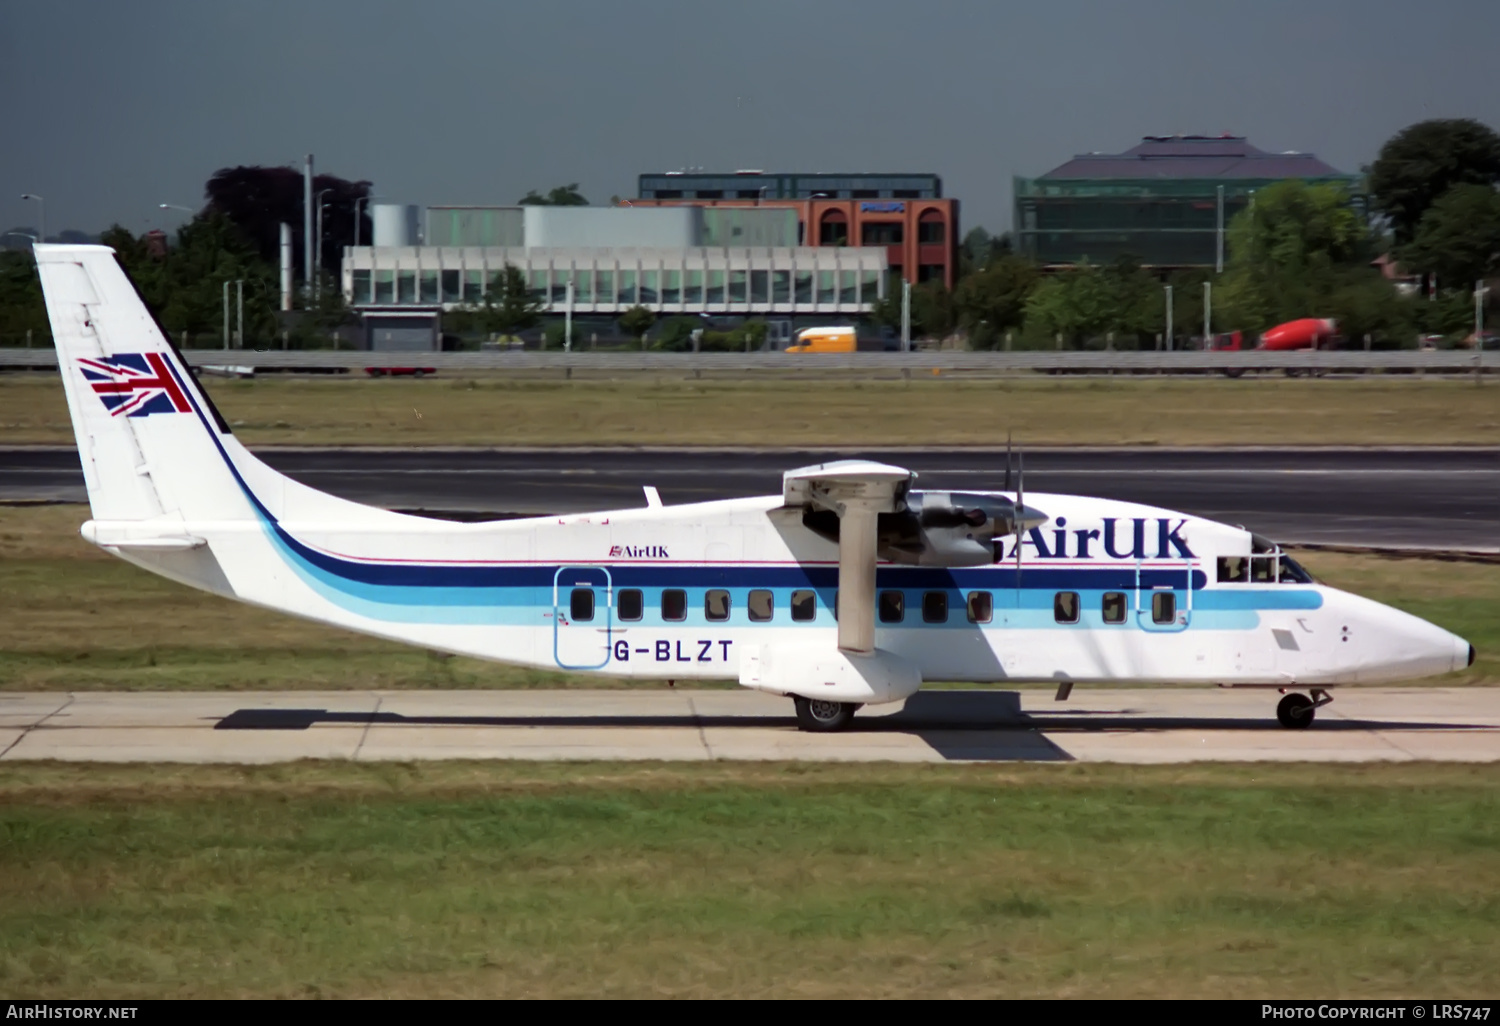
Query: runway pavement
3 687 1497 764
3 445 1499 551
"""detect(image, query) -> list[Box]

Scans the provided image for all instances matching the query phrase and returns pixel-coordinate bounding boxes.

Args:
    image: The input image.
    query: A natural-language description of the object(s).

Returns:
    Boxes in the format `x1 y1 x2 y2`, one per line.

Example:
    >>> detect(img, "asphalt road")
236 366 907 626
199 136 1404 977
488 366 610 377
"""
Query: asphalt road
3 446 1498 551
4 688 1497 764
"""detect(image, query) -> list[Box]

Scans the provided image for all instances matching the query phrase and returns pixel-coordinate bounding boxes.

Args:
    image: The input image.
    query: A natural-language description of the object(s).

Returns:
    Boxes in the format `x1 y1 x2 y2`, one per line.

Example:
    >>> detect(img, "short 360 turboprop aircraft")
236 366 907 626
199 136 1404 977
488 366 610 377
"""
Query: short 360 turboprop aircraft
34 245 1475 731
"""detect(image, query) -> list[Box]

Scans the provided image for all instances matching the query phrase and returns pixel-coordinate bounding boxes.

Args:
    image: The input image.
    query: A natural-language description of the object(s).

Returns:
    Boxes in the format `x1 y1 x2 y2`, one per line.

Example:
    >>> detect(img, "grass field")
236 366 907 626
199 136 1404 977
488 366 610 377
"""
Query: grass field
3 372 1500 446
1 504 1494 690
1 761 1497 998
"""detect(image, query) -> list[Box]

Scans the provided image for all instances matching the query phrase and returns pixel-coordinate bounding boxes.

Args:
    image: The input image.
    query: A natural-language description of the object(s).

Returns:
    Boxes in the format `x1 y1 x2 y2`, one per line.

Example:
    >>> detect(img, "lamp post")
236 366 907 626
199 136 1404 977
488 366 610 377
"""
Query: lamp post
1164 284 1174 351
20 194 44 242
313 188 334 298
353 195 377 248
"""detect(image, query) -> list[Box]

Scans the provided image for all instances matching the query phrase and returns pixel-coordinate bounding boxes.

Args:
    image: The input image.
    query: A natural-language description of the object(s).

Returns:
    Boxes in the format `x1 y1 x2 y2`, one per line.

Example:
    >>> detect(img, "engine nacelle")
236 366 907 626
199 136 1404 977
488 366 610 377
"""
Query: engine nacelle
878 490 1017 566
801 490 1020 567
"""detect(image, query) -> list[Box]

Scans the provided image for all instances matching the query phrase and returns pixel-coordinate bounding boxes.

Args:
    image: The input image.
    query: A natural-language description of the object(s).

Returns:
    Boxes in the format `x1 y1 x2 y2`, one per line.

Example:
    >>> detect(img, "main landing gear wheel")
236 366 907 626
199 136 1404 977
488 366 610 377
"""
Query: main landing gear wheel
1276 692 1316 729
793 696 859 733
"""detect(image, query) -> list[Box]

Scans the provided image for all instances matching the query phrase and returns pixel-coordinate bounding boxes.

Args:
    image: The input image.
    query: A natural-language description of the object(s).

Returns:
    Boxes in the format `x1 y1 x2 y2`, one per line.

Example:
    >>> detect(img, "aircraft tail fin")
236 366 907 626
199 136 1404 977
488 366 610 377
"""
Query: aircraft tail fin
35 243 411 532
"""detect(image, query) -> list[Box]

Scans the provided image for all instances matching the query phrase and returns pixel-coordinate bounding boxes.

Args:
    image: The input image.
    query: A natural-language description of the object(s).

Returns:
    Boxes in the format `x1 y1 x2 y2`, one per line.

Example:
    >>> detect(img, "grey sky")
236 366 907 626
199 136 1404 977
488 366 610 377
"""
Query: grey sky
4 0 1499 240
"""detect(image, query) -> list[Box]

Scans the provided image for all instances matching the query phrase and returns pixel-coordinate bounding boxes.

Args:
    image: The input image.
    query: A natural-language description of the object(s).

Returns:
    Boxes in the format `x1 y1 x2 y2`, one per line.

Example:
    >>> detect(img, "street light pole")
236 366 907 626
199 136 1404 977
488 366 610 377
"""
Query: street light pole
1164 284 1174 351
237 280 245 348
1476 280 1488 387
222 281 230 349
353 195 376 248
901 279 911 352
1203 281 1212 345
314 188 333 296
21 194 44 243
1215 185 1225 274
303 155 314 305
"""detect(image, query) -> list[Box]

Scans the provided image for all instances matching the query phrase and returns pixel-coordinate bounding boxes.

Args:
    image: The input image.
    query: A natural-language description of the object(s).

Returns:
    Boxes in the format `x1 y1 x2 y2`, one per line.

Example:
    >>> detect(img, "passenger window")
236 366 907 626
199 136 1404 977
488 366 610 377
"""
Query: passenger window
1216 557 1248 583
878 590 905 623
705 589 730 621
1053 591 1080 624
570 588 595 622
1152 591 1177 624
966 591 992 624
922 591 948 623
1102 591 1126 624
748 589 773 622
661 589 687 622
790 589 816 622
617 588 643 621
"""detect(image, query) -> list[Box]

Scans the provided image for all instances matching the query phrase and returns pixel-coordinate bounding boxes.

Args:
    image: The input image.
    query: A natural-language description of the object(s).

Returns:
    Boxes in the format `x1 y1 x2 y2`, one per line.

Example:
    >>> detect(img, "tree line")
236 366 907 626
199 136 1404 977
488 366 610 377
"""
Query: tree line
4 119 1500 349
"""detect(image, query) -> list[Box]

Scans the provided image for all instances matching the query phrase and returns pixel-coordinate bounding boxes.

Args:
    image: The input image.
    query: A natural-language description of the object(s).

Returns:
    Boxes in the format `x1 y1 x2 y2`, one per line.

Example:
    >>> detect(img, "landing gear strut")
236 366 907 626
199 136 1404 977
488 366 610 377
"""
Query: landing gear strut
1275 688 1332 729
793 696 859 733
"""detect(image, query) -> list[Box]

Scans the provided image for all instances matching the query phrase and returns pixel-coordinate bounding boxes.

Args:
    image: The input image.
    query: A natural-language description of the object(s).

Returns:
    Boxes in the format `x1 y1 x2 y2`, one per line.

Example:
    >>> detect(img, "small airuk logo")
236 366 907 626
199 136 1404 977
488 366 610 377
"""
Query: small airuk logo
79 354 192 418
610 545 669 559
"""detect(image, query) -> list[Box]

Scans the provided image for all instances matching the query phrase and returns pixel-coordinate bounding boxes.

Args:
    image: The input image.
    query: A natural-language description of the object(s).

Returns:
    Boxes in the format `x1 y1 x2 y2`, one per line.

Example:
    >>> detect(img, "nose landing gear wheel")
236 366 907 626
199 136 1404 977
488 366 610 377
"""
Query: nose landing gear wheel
1276 692 1316 729
793 696 859 733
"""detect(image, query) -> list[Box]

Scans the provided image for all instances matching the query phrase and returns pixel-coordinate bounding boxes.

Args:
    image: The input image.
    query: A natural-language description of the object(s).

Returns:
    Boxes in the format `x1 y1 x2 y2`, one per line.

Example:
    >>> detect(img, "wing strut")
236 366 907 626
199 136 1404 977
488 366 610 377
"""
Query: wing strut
782 461 913 656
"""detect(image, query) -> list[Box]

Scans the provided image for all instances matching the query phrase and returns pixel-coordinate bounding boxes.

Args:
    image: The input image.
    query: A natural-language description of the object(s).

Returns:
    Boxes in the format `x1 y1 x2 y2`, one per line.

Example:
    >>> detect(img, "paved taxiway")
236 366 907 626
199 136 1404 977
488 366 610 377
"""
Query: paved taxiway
4 446 1499 551
3 688 1497 764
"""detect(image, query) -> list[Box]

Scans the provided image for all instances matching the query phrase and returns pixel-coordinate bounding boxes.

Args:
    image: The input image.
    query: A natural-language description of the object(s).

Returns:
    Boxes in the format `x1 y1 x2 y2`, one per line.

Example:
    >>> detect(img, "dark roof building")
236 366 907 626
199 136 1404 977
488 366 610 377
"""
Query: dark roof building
1014 135 1363 268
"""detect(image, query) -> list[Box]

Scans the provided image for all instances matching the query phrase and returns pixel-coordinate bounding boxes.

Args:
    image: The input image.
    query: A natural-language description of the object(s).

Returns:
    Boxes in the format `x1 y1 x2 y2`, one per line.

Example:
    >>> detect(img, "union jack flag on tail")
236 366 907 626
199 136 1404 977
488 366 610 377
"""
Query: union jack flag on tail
78 353 193 418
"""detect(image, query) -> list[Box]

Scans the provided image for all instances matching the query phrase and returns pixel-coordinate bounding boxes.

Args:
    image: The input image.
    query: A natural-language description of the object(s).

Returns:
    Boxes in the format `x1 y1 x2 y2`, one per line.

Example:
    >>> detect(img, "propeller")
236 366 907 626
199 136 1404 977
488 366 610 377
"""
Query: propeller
1014 447 1025 590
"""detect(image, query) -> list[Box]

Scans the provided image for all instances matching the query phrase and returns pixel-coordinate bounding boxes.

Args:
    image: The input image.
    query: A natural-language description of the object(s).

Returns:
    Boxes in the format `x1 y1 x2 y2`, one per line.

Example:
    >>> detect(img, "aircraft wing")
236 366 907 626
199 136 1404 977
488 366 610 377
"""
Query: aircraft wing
782 460 914 655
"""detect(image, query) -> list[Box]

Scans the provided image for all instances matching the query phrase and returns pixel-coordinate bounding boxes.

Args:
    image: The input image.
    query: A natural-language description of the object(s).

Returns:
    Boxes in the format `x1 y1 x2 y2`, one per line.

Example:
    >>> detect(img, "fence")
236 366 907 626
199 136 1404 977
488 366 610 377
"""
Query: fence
0 348 1489 375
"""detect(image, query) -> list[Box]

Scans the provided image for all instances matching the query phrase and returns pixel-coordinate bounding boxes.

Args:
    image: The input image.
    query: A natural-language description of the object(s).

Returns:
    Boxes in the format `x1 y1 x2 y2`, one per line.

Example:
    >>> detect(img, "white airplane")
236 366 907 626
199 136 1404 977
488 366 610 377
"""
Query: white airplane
33 244 1475 732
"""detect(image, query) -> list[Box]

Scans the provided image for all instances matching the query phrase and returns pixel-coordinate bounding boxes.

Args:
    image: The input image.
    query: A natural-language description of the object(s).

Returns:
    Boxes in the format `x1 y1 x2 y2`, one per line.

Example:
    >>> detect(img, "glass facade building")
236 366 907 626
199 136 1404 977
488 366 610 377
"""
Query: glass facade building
344 246 888 316
1014 136 1362 268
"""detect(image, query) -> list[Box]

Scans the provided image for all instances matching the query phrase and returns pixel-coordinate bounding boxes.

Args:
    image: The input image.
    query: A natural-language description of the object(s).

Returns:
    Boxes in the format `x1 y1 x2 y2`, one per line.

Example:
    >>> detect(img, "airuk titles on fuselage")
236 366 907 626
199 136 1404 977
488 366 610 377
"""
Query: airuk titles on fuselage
997 517 1195 561
610 544 670 559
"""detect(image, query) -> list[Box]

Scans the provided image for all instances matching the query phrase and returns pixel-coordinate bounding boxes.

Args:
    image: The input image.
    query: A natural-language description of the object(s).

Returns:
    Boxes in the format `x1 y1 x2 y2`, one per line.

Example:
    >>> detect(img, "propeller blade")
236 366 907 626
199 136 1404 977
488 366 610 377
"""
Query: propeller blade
1004 431 1013 493
1014 448 1024 588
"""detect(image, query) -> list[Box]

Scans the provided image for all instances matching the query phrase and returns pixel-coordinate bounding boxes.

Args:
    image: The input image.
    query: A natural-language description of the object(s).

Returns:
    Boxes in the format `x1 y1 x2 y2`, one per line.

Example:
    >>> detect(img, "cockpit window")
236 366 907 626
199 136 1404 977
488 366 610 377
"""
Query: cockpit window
1250 555 1277 583
1278 555 1315 584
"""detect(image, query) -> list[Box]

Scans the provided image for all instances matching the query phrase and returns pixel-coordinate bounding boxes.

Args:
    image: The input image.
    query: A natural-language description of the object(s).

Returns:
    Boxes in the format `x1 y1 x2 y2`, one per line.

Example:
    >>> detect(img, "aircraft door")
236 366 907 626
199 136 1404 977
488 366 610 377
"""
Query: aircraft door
553 566 612 670
1135 561 1193 633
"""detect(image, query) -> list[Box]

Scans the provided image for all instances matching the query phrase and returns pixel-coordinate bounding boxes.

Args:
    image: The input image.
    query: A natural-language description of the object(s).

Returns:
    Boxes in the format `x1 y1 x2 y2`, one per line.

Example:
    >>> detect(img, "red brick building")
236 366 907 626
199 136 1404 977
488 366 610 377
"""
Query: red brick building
633 172 959 290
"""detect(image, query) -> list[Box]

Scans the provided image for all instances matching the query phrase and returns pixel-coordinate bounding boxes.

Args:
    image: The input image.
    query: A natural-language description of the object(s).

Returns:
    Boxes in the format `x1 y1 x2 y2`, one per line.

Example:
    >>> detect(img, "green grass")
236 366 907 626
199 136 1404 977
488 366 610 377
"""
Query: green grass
1 761 1497 997
4 372 1500 446
2 505 1496 690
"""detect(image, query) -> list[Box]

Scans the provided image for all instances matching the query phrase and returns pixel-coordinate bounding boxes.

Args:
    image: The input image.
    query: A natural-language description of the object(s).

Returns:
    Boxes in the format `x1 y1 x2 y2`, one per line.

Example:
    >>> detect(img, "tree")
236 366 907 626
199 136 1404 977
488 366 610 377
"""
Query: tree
0 250 47 342
1368 119 1500 245
479 264 545 336
618 305 656 346
1022 258 1160 348
958 227 1013 277
1401 183 1500 290
653 316 701 351
953 254 1038 348
871 280 954 340
519 184 589 206
204 165 371 279
1216 180 1375 336
100 213 280 345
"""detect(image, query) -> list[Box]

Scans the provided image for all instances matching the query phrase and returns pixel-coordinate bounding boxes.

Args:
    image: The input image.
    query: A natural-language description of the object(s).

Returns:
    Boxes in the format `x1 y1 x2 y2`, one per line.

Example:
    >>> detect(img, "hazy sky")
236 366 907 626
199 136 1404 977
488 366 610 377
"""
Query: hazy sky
5 0 1500 239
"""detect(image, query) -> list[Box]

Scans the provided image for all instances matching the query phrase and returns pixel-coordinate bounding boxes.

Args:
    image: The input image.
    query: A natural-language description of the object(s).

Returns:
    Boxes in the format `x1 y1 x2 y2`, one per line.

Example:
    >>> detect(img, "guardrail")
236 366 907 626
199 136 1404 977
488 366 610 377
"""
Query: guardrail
0 347 1489 373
